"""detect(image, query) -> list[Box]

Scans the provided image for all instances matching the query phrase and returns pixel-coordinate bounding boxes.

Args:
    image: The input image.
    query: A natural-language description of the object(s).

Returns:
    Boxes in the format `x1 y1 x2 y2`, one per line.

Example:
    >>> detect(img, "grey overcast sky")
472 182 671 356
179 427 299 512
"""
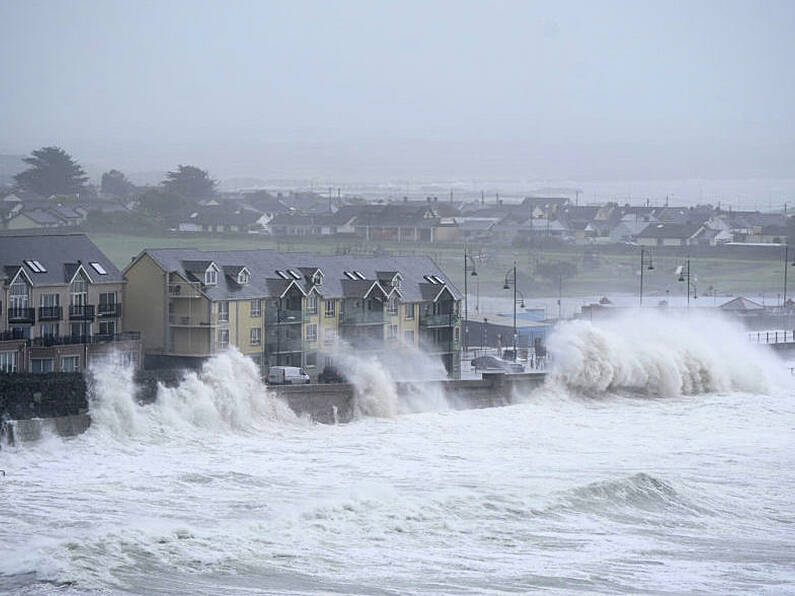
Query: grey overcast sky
1 0 794 182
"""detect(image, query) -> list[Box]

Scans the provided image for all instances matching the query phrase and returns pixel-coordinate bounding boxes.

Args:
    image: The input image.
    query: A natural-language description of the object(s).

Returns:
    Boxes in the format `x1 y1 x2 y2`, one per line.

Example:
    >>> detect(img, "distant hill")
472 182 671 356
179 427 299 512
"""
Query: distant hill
0 155 25 186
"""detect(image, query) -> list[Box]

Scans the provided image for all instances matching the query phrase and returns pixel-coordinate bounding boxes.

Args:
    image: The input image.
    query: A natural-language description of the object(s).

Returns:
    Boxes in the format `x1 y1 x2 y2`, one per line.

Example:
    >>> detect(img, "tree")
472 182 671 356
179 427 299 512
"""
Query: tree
101 169 135 198
137 188 191 217
14 146 88 197
161 165 216 199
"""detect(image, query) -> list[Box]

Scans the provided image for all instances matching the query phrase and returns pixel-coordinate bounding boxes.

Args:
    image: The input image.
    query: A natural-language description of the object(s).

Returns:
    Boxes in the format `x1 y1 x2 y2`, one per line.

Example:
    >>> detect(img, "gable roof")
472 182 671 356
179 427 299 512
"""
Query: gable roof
719 296 765 311
0 232 122 285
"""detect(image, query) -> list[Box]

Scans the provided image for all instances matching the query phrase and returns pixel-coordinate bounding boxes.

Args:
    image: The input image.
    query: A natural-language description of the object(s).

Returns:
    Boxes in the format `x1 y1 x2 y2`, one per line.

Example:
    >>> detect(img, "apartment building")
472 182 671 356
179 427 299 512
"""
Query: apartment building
0 232 142 373
124 249 462 377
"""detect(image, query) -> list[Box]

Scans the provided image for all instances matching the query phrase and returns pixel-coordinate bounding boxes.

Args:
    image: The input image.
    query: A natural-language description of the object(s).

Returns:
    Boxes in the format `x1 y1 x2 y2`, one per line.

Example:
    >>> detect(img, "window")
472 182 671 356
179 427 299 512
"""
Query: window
31 358 54 373
404 303 415 320
250 299 261 317
238 269 250 285
250 327 261 345
70 272 87 306
40 322 58 337
325 299 336 317
306 323 318 342
387 296 399 315
404 329 415 345
99 320 116 336
393 275 402 290
218 329 229 348
305 352 317 367
25 259 46 273
324 328 337 346
0 352 17 373
205 265 218 286
40 293 59 307
90 262 107 275
313 272 323 286
388 324 398 340
454 327 460 343
307 294 317 314
71 322 90 338
288 270 301 280
218 301 229 322
61 356 79 372
275 270 290 280
99 292 117 315
10 276 30 308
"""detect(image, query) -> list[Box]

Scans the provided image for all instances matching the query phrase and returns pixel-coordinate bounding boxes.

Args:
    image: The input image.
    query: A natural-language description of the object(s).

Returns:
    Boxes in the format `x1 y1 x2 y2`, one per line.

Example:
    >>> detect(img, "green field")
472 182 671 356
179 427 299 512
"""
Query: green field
90 232 790 302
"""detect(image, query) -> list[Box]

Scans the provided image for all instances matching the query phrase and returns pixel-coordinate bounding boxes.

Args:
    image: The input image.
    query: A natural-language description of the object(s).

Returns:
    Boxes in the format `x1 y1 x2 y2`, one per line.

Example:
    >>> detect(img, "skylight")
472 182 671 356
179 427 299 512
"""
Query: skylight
90 262 107 275
288 270 301 280
344 271 358 280
354 271 366 280
276 270 290 280
424 275 439 284
24 259 44 273
432 275 445 284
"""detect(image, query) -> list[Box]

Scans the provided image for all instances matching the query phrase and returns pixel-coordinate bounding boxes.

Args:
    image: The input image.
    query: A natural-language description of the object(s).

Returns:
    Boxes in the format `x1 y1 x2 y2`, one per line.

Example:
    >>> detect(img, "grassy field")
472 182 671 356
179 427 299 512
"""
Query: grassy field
90 232 790 302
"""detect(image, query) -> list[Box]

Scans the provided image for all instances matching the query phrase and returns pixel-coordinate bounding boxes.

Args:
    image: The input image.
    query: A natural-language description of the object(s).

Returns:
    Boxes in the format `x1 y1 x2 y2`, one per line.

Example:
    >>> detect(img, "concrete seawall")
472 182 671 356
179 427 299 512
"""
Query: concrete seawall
2 369 547 442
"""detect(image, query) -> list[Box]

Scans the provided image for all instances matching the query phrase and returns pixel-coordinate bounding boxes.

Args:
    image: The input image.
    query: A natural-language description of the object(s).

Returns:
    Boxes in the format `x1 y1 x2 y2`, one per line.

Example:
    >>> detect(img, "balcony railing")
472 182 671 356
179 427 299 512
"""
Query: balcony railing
339 310 388 325
265 309 304 324
38 306 63 321
30 332 141 347
98 303 122 318
8 307 35 324
0 329 28 341
420 337 461 354
265 337 305 353
419 312 460 327
168 314 213 326
69 305 95 320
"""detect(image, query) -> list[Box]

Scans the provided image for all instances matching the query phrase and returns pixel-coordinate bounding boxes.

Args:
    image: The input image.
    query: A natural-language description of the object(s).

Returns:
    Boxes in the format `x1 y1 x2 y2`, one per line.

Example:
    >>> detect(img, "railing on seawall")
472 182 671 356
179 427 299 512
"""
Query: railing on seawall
748 330 795 345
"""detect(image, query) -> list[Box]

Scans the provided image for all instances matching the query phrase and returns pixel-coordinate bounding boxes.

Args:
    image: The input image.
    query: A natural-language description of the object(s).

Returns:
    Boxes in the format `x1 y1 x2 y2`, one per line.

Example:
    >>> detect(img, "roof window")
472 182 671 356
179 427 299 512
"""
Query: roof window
344 271 357 280
288 270 301 280
275 270 290 280
25 259 46 273
90 262 107 275
354 271 366 280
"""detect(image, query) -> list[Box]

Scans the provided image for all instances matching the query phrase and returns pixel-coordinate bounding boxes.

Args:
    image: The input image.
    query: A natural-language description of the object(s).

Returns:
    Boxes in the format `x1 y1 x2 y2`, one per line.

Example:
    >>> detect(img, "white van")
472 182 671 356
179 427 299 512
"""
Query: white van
267 366 310 385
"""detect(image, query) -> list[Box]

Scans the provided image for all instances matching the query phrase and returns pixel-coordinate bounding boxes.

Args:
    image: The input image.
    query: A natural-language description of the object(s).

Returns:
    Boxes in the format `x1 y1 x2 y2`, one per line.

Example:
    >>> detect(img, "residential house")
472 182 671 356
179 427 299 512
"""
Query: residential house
124 250 463 377
0 232 141 373
635 222 707 247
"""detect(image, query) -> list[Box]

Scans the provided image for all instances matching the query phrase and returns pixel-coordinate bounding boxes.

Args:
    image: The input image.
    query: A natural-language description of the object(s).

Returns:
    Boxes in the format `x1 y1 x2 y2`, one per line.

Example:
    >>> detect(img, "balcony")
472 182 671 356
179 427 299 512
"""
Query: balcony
339 310 388 326
265 309 304 325
69 305 95 321
8 307 35 324
98 303 122 318
419 312 460 328
168 312 216 327
38 306 63 321
30 331 141 347
265 336 305 353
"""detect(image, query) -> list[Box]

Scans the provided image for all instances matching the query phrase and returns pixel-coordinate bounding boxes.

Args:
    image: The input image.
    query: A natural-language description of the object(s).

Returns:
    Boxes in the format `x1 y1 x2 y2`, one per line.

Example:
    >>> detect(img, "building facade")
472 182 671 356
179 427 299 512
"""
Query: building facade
124 249 462 377
0 232 142 373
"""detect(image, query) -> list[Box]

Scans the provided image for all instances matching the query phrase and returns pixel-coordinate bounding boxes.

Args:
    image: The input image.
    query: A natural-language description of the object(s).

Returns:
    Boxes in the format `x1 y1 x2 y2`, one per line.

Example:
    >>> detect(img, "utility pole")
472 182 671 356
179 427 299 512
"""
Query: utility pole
639 248 654 306
512 262 517 360
464 247 468 352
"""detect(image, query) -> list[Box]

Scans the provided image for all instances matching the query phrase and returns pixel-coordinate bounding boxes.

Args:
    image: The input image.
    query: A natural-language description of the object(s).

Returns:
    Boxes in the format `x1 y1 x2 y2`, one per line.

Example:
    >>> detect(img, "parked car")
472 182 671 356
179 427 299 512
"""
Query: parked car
267 366 310 385
471 356 524 373
318 365 346 384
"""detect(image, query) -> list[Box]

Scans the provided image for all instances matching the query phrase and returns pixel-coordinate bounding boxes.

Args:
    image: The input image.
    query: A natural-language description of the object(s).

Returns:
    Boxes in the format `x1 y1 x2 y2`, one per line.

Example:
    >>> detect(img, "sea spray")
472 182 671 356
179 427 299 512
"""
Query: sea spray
330 342 452 416
546 310 782 396
88 348 298 439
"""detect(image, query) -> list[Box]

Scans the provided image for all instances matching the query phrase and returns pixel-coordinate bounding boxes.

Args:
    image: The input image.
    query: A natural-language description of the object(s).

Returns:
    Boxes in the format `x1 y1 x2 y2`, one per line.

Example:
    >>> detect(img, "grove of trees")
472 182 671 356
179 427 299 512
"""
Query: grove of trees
14 146 88 197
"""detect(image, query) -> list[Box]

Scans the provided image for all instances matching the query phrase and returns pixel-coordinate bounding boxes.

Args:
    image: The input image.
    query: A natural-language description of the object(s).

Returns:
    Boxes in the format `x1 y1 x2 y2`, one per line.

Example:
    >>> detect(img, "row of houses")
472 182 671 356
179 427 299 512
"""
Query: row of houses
0 232 463 377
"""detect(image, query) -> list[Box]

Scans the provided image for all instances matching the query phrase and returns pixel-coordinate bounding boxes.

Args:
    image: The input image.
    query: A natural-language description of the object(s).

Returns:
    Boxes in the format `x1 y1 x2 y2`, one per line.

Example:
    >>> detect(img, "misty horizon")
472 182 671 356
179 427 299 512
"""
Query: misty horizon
1 0 794 188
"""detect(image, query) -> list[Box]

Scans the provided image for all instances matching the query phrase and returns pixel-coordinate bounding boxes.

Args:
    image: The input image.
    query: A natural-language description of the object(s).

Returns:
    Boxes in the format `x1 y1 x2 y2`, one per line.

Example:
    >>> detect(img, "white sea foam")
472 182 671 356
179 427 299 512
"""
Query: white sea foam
546 310 784 397
87 347 298 440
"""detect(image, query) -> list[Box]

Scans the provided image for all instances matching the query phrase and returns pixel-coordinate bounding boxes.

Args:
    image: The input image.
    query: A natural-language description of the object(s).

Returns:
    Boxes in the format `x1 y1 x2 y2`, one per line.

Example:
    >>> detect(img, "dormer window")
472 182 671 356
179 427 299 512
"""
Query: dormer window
313 271 323 286
205 263 219 286
237 267 250 285
393 274 402 290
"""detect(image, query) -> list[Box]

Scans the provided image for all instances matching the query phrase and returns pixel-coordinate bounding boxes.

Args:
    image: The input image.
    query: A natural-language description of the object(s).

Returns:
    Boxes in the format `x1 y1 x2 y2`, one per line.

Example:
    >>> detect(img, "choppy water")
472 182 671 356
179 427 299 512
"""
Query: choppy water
2 312 794 595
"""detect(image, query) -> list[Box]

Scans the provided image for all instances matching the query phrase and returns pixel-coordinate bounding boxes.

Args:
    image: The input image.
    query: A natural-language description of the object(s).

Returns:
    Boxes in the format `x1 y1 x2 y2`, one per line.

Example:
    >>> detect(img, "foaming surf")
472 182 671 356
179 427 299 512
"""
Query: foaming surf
87 347 300 441
544 310 785 398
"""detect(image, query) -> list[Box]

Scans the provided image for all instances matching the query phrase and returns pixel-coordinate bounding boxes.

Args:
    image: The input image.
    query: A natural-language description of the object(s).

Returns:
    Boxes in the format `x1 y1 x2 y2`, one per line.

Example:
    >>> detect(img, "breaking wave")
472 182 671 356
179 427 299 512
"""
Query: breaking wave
88 348 299 439
546 310 783 397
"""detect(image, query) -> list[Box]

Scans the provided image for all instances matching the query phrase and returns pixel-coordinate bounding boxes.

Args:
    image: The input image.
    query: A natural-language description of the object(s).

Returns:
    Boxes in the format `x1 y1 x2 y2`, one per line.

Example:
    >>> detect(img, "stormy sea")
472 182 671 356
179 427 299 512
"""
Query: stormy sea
2 312 794 595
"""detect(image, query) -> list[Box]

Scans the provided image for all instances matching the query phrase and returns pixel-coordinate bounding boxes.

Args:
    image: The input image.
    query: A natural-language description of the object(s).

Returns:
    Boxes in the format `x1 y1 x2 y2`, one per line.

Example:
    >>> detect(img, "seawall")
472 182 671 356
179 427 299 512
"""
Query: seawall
1 369 547 441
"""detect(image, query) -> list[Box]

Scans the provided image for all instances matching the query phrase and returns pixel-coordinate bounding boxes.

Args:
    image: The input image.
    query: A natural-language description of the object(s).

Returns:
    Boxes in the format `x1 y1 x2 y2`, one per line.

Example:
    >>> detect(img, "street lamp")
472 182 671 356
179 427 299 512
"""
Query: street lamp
677 258 697 307
503 261 518 360
639 248 654 307
781 245 795 307
463 246 478 352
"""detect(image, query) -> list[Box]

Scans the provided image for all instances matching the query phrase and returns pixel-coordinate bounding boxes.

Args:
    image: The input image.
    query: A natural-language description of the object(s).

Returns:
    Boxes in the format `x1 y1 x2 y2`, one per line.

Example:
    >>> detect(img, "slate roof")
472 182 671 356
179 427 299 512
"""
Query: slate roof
138 248 461 302
636 222 703 239
719 296 765 311
0 232 122 285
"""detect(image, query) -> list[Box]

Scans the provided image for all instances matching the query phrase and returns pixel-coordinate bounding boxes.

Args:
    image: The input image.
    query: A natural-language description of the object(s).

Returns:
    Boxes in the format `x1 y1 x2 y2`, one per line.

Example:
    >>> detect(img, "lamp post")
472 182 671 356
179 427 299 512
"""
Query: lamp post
639 248 654 307
782 245 795 307
503 261 517 360
678 258 697 307
463 247 478 352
